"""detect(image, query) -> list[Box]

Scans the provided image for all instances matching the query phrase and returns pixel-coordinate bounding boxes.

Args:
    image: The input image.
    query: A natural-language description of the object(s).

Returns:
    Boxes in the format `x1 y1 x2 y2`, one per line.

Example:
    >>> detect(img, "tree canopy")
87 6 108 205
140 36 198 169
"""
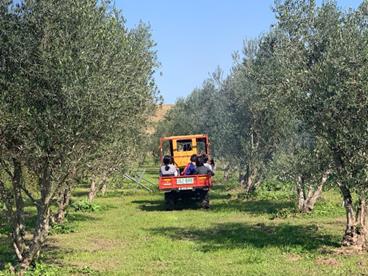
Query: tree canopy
0 0 159 270
153 0 368 249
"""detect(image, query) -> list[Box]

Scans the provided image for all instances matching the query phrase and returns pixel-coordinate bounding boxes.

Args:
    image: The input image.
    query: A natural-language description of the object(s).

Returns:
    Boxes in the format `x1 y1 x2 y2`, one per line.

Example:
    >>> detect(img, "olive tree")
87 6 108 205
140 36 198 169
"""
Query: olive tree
273 0 368 248
0 0 158 270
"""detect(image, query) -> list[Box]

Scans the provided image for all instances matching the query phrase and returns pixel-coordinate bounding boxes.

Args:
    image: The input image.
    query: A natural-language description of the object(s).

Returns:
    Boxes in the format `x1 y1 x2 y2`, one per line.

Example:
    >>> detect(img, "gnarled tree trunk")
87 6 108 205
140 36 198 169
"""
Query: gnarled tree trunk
100 182 107 196
88 179 97 203
54 185 72 224
20 203 51 271
296 170 330 213
11 159 27 260
244 166 261 194
339 183 367 249
223 163 230 181
88 175 108 202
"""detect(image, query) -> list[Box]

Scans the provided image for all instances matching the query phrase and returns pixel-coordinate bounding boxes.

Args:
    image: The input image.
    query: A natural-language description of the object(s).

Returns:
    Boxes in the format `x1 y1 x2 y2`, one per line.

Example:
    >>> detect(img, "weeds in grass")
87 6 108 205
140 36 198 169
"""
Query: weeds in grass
49 222 76 235
70 200 101 212
24 262 59 276
270 207 295 219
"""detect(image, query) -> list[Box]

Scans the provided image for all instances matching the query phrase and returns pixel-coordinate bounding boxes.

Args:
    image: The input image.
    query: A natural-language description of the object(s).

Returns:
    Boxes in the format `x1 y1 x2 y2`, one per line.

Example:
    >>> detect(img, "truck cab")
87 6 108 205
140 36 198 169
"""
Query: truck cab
159 134 210 170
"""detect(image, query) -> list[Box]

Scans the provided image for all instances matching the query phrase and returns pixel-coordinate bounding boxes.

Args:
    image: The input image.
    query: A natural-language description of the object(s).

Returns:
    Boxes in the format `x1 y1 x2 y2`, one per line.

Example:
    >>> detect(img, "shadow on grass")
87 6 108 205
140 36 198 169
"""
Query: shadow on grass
72 189 126 199
133 195 294 215
72 190 89 198
0 235 15 269
150 222 340 253
0 209 105 271
65 212 102 224
132 198 202 211
211 199 294 215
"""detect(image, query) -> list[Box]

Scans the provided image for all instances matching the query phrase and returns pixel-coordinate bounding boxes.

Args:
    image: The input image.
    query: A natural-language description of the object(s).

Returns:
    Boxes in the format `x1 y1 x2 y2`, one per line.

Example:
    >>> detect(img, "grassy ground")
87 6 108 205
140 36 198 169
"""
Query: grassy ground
1 169 368 275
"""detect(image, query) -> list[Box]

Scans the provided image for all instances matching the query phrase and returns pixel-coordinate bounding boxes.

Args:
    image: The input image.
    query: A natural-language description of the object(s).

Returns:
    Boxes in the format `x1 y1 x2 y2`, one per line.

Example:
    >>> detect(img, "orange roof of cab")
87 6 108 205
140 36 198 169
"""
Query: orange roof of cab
160 134 208 141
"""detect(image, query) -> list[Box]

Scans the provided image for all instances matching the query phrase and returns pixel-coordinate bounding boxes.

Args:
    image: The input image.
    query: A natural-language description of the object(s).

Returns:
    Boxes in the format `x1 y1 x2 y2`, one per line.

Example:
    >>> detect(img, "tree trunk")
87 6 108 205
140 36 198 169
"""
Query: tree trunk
223 163 230 181
54 186 71 223
355 198 367 248
11 159 27 260
239 171 246 187
19 161 53 272
100 182 107 196
20 204 50 271
245 167 259 194
296 176 305 211
302 170 329 212
88 179 97 203
296 170 330 213
339 183 367 249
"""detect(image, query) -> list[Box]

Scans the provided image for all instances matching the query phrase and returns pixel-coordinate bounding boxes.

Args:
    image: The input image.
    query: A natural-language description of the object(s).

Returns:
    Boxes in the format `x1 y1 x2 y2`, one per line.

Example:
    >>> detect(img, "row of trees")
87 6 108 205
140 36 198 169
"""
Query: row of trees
0 0 159 271
153 0 368 250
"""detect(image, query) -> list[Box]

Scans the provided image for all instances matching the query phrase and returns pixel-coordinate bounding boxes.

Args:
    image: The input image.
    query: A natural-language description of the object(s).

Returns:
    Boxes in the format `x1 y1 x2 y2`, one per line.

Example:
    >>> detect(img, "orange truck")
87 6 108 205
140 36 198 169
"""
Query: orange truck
158 134 213 210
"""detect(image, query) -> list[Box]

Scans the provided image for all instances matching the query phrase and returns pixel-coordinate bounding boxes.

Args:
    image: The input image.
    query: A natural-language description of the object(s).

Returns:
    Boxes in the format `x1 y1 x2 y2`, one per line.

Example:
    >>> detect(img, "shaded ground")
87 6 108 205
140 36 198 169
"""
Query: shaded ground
150 222 339 253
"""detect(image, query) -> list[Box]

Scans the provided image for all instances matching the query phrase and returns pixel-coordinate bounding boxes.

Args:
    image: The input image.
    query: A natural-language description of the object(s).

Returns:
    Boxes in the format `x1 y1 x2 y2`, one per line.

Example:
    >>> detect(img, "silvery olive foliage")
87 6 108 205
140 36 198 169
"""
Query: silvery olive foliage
0 0 159 269
153 0 368 248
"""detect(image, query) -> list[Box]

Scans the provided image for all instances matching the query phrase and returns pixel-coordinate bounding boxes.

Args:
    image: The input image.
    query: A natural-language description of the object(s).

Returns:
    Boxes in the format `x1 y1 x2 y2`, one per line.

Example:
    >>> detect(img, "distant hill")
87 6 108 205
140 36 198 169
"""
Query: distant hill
147 104 174 134
151 104 174 122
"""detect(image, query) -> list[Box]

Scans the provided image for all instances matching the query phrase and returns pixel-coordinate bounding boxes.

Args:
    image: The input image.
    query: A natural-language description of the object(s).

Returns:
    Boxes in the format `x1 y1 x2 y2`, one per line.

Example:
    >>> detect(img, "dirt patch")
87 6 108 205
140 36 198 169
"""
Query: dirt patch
286 254 302 262
356 259 367 266
334 246 367 256
315 257 340 266
86 238 122 252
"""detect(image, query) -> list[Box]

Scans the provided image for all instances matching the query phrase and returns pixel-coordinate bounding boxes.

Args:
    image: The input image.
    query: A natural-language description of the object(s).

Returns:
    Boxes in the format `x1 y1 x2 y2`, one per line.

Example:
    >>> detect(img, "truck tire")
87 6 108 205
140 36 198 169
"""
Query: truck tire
165 192 176 211
200 191 210 209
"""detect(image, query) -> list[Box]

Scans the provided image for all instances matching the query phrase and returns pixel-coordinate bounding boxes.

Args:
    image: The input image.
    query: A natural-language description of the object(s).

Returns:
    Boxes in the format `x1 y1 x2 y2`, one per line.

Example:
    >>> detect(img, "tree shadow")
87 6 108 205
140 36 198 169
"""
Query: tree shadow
210 193 232 200
132 195 294 215
72 190 89 198
150 222 340 253
211 199 294 215
132 198 203 212
0 235 14 269
65 212 102 223
0 207 104 271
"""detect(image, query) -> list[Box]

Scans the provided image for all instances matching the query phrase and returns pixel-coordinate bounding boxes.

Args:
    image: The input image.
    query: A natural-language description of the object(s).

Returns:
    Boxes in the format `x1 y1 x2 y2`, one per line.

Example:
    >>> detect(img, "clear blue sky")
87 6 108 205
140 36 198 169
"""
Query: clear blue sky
117 0 362 104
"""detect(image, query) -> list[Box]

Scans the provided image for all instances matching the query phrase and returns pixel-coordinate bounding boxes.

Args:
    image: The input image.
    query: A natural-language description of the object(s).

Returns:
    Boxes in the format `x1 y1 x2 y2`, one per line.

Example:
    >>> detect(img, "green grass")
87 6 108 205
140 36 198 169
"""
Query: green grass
1 173 368 275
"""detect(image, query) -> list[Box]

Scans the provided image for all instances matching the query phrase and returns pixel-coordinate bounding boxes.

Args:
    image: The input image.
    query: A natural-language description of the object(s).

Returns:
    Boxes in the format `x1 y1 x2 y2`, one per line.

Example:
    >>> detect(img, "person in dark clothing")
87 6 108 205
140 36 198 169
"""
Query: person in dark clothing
195 156 214 176
182 154 197 175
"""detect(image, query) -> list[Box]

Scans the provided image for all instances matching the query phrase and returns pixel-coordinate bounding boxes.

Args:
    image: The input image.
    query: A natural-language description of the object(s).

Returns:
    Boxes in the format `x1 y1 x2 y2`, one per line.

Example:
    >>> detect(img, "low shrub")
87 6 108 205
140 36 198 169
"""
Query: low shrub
70 200 101 212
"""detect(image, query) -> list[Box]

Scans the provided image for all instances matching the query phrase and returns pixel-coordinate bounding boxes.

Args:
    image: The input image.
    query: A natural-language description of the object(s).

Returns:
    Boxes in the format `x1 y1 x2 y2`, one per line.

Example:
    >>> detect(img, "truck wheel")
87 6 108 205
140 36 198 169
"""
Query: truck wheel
165 192 176 211
200 191 210 209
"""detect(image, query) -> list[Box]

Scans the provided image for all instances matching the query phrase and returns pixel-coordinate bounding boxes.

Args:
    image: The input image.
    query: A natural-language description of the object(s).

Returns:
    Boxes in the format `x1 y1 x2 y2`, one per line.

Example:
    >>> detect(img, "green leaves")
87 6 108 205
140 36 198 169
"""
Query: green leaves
0 0 159 266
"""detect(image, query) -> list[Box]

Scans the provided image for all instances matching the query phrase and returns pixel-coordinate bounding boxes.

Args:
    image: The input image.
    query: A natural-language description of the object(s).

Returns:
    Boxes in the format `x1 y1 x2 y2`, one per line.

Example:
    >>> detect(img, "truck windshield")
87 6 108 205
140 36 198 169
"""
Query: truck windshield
177 140 192 151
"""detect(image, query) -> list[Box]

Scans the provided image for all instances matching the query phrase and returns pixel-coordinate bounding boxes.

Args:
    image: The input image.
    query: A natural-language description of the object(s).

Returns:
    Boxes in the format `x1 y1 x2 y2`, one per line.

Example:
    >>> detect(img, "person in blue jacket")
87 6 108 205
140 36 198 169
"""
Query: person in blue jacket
182 154 197 175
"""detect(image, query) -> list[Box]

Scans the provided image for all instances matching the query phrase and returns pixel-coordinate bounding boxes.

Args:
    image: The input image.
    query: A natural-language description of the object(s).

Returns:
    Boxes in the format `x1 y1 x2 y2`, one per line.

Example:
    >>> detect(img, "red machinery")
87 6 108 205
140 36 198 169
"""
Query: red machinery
158 134 213 209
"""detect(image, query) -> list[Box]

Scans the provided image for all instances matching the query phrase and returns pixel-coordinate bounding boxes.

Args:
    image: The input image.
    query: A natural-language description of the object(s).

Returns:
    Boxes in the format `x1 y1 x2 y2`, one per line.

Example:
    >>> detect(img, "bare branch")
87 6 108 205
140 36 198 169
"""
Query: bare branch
21 186 39 207
13 242 24 262
48 171 71 203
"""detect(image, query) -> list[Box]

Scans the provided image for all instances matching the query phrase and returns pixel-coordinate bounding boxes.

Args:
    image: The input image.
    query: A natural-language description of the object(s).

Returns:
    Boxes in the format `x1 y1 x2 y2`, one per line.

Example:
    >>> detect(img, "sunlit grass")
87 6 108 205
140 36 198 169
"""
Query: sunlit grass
1 170 367 275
